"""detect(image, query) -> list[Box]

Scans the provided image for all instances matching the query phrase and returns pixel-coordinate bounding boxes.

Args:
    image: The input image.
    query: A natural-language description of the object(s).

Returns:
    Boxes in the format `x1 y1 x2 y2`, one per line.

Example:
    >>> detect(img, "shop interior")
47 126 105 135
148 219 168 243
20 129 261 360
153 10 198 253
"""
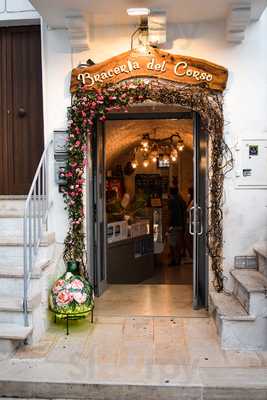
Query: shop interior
105 118 194 286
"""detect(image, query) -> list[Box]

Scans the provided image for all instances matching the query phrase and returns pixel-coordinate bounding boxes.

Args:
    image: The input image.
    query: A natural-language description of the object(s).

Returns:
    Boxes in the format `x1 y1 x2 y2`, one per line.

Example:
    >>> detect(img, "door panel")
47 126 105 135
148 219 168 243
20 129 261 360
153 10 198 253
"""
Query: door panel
192 112 208 308
0 26 43 195
0 29 9 194
92 121 108 296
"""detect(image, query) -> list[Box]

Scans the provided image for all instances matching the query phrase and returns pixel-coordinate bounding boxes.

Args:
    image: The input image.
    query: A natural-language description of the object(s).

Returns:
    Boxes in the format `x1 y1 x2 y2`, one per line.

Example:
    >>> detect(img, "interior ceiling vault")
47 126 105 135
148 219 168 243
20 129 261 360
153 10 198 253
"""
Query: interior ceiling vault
105 119 193 166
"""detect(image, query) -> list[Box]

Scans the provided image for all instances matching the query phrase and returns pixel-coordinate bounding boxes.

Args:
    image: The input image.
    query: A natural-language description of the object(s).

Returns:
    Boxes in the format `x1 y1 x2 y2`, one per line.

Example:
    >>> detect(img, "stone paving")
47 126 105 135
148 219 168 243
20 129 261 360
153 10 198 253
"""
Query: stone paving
10 315 267 372
1 315 267 399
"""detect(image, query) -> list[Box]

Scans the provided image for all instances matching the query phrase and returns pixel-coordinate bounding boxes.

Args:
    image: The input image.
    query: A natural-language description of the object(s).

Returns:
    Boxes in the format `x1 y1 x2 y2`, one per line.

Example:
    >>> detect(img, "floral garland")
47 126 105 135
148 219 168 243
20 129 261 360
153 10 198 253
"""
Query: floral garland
62 79 232 291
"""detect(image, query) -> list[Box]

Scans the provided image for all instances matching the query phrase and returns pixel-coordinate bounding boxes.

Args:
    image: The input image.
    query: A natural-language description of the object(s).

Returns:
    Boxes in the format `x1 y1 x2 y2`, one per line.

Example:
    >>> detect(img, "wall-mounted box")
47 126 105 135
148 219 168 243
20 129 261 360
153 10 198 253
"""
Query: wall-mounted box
236 139 267 189
55 161 67 185
54 130 68 160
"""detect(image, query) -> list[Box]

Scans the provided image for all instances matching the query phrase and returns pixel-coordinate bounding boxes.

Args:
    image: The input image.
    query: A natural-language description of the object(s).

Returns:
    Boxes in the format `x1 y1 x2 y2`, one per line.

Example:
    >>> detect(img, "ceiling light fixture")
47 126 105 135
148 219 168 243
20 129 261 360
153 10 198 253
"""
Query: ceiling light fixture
129 130 184 170
127 8 150 16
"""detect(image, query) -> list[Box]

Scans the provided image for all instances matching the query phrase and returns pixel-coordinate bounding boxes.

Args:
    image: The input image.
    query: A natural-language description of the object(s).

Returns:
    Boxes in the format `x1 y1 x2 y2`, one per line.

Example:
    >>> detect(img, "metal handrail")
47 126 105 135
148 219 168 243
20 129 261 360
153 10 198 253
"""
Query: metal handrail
23 139 52 326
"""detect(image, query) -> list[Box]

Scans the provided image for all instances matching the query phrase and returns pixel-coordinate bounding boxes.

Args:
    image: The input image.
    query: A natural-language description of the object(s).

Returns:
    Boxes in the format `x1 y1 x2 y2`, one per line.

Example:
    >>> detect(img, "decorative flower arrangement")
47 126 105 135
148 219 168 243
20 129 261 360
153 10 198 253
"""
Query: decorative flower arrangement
61 78 233 291
49 271 94 317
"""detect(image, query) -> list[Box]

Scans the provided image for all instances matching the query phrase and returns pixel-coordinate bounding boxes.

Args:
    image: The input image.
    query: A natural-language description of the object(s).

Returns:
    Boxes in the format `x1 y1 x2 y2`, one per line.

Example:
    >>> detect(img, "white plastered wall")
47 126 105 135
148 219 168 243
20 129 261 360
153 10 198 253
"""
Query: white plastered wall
63 15 267 283
3 1 267 284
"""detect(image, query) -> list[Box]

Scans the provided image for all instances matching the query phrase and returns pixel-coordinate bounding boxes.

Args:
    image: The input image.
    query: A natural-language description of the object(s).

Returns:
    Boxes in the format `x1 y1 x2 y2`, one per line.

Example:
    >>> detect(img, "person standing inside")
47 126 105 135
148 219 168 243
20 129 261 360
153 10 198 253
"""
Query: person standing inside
168 186 186 266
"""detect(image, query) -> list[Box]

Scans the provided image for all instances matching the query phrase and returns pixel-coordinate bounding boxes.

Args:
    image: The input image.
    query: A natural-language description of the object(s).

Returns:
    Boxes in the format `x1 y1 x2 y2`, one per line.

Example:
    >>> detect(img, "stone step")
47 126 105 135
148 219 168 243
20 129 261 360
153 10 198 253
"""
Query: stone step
254 240 267 279
0 258 50 278
0 293 42 326
0 245 55 268
231 269 267 316
0 323 32 340
0 323 32 358
0 231 55 247
0 199 26 211
208 292 267 351
0 233 55 266
1 369 267 400
0 217 46 234
0 258 52 297
0 293 41 313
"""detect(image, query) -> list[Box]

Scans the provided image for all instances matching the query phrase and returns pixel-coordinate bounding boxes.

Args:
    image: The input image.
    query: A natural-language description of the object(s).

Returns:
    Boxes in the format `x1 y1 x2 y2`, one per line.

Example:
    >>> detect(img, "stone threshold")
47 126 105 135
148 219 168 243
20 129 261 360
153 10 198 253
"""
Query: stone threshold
0 368 267 400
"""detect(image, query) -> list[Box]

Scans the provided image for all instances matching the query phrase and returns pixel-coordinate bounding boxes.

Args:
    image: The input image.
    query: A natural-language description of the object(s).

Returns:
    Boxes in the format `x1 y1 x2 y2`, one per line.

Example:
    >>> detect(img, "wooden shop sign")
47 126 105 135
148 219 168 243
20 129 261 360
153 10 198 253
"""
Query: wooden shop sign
70 47 228 93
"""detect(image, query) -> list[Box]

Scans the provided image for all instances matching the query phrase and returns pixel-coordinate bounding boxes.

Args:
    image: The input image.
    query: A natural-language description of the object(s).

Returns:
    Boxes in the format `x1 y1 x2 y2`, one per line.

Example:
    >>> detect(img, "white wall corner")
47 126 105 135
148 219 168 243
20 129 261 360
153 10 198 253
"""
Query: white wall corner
65 15 89 52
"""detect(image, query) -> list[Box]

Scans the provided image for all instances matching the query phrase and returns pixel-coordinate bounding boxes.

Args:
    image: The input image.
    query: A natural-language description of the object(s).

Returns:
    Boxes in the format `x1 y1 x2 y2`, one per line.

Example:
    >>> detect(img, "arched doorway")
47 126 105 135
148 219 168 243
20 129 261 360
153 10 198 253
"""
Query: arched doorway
64 48 231 315
90 103 208 310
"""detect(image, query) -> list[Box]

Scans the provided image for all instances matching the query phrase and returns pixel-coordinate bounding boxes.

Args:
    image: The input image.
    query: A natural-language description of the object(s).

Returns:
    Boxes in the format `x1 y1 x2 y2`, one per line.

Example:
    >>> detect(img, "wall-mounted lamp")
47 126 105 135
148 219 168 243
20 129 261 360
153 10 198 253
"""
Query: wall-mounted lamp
128 8 167 48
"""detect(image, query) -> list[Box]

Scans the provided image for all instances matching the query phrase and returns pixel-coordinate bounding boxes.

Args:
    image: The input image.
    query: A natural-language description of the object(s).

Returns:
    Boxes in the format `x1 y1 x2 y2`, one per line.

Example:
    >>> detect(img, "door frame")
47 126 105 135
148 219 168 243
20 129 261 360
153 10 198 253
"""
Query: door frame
88 108 209 307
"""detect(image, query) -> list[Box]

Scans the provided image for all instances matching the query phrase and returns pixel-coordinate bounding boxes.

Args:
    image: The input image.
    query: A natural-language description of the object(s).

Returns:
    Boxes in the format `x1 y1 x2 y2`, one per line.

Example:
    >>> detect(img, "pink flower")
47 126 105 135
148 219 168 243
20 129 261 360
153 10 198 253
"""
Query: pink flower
56 290 74 305
75 140 81 147
71 279 84 290
53 279 65 294
81 144 87 152
73 292 87 304
109 96 117 100
99 116 106 122
81 111 86 117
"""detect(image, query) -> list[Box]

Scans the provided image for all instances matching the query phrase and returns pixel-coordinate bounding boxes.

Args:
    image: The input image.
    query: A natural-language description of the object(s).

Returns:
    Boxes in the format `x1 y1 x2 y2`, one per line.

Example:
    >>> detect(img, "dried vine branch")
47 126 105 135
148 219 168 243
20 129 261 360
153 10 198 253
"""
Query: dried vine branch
63 79 233 290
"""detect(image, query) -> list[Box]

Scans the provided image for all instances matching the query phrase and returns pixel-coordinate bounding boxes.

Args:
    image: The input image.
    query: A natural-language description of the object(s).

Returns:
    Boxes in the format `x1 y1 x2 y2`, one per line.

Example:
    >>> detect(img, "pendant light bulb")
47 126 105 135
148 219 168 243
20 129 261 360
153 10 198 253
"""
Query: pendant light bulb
143 158 149 168
141 135 149 149
131 159 138 169
178 143 184 152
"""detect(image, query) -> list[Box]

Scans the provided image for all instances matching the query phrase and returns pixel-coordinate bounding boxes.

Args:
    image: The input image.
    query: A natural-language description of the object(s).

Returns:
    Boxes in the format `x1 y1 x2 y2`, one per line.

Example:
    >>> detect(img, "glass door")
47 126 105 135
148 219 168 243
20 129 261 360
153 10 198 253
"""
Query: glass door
91 120 108 296
191 112 208 308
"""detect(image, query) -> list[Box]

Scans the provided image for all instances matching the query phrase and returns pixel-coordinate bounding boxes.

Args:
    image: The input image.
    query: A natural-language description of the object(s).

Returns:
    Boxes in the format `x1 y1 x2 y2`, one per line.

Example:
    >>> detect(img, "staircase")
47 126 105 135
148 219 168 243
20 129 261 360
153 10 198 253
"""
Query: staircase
0 198 56 357
210 245 267 350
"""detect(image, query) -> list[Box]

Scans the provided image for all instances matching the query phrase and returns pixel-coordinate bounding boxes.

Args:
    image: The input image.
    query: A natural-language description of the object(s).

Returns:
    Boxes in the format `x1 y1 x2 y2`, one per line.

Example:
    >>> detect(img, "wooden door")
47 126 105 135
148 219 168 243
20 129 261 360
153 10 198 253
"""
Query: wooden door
0 25 43 195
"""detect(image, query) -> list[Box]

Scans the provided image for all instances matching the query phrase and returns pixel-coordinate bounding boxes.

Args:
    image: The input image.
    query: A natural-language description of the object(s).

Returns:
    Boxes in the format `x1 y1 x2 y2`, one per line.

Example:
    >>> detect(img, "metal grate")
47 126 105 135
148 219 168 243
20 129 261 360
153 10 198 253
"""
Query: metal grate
234 256 257 269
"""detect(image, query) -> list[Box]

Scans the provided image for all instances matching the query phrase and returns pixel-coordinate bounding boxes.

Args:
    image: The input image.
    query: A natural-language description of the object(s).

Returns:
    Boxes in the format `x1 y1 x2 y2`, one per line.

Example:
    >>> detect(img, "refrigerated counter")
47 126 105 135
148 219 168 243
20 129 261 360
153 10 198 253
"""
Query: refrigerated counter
107 234 154 284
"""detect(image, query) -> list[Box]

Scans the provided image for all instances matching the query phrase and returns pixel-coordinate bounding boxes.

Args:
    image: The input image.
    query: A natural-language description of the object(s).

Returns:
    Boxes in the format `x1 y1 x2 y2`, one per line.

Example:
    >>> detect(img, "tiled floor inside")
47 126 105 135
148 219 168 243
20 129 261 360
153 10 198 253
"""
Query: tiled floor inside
94 284 208 317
